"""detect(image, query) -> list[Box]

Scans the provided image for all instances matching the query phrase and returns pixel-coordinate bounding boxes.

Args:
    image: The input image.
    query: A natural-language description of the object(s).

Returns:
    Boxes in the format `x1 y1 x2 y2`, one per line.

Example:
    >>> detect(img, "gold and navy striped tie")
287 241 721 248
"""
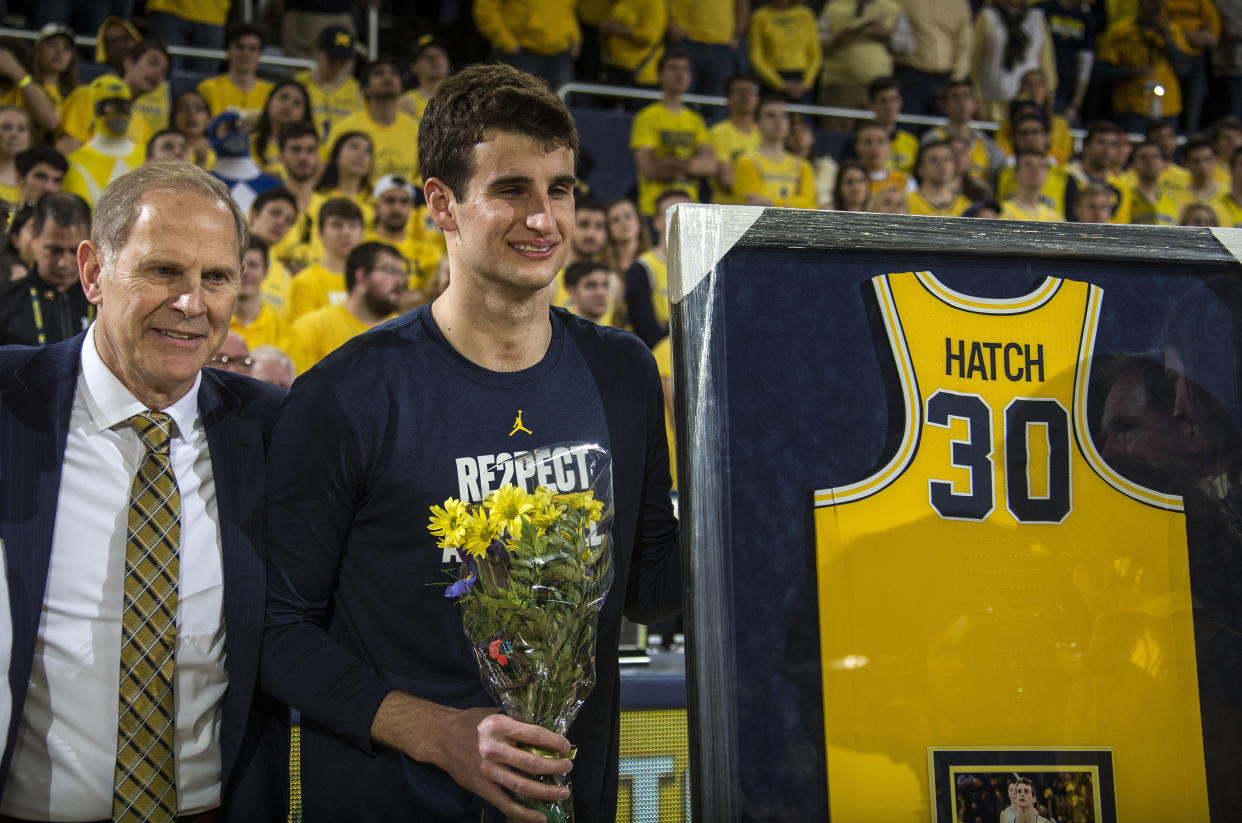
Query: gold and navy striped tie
114 411 180 822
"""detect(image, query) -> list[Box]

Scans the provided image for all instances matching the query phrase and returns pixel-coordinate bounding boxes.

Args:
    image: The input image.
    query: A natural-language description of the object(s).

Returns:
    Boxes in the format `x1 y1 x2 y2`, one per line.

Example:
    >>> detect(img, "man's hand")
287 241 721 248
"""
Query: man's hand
372 692 573 823
668 21 689 42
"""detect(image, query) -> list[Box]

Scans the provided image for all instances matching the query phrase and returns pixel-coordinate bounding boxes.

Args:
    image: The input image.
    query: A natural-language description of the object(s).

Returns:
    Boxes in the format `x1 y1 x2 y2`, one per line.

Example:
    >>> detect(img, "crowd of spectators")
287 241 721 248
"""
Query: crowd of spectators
0 0 1238 398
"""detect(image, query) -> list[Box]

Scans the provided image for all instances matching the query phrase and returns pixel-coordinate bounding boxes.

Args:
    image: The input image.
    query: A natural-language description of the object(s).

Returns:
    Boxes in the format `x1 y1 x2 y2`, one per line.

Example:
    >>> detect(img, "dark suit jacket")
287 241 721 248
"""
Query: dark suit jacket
0 333 288 821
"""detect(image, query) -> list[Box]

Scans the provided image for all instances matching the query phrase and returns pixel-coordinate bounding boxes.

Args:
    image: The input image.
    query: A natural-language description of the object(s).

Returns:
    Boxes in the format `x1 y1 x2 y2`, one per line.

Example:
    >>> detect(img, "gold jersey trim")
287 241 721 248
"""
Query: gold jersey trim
915 269 1062 315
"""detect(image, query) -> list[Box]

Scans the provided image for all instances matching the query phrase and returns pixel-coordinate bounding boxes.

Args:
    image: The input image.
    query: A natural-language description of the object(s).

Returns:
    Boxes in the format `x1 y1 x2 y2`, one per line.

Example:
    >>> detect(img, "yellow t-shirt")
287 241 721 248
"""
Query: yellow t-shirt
287 262 347 322
907 190 972 217
146 0 228 25
327 108 420 184
708 118 760 204
399 89 431 122
1213 191 1242 227
669 0 735 44
890 129 919 176
602 0 667 84
650 336 677 490
1097 20 1189 117
292 69 362 146
230 302 289 351
867 167 912 195
629 101 710 216
261 259 293 321
1169 183 1231 225
1127 186 1179 225
1000 196 1064 222
197 74 274 119
996 161 1069 216
748 4 823 90
63 141 147 208
473 0 581 55
287 303 391 373
134 83 171 140
733 149 816 209
0 180 20 209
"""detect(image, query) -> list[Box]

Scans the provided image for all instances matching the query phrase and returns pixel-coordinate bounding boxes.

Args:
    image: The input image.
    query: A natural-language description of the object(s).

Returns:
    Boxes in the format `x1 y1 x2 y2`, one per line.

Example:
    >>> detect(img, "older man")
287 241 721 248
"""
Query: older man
0 161 285 821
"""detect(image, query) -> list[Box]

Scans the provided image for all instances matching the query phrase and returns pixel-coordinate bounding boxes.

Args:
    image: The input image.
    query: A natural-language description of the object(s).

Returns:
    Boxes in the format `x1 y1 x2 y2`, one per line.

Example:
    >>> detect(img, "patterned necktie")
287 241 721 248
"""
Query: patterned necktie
114 411 180 822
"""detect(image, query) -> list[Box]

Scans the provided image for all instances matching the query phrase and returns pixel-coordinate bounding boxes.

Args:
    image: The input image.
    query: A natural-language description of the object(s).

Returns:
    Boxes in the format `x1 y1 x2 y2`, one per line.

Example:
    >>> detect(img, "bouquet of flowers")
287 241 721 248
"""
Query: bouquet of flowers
428 445 614 823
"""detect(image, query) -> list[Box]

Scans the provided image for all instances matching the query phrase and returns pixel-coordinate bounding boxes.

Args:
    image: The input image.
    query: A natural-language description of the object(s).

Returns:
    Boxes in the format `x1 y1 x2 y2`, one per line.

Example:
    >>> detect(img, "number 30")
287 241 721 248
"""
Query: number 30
926 390 1071 524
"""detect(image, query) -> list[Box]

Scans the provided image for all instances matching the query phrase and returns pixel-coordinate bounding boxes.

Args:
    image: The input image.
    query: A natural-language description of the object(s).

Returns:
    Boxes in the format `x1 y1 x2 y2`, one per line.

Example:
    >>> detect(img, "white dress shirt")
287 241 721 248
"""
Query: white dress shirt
1 327 228 819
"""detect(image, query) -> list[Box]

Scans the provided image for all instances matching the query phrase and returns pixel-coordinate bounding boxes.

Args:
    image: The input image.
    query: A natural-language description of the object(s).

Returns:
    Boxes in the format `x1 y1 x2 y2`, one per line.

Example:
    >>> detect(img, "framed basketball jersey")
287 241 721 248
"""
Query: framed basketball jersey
667 206 1242 822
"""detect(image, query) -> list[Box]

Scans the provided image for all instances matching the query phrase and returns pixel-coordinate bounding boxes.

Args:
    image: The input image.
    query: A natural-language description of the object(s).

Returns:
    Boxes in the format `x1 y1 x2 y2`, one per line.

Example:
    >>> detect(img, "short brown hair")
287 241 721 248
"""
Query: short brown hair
92 160 246 267
418 63 579 199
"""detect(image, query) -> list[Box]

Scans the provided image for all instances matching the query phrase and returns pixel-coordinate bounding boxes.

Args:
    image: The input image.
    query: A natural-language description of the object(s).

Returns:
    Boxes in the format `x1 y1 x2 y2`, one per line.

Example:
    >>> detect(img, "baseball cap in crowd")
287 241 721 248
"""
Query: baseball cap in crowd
316 25 356 60
35 23 75 48
373 174 416 200
412 35 447 61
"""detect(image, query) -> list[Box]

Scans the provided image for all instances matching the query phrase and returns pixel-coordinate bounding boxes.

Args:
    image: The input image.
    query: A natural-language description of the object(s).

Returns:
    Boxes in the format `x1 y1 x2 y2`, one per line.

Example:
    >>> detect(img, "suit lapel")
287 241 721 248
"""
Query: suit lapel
0 337 81 789
198 371 266 791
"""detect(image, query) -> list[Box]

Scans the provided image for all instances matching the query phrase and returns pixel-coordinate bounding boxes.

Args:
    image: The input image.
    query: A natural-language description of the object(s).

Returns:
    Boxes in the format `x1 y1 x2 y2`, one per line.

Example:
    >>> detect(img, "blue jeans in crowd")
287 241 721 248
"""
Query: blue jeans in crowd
147 11 225 74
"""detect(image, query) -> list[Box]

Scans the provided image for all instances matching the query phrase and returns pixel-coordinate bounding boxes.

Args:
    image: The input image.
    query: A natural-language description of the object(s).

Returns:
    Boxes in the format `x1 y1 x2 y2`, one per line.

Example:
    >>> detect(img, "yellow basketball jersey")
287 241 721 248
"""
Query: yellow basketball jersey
813 271 1207 822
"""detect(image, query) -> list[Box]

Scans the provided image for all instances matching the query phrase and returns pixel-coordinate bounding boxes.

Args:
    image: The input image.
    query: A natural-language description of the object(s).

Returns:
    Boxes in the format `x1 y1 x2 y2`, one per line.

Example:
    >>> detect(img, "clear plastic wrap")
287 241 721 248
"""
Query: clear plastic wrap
428 443 614 823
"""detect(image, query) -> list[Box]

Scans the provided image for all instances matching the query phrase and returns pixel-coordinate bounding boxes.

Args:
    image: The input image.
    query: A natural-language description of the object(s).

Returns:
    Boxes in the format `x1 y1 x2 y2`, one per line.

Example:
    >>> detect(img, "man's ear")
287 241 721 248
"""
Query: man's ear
424 177 458 232
79 240 105 306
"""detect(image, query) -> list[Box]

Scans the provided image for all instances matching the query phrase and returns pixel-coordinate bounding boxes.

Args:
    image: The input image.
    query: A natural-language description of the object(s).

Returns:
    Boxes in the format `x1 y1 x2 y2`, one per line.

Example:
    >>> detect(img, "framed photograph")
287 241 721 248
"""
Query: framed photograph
928 747 1114 823
668 206 1242 822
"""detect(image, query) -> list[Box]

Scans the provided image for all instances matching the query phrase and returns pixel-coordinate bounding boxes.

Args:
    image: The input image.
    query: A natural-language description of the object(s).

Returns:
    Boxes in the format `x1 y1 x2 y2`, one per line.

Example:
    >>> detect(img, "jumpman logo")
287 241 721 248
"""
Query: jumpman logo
509 410 532 436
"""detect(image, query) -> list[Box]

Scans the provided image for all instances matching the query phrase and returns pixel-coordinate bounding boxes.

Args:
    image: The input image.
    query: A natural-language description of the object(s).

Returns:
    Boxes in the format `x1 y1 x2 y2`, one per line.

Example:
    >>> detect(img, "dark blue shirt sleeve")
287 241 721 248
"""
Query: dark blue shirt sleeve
261 373 393 751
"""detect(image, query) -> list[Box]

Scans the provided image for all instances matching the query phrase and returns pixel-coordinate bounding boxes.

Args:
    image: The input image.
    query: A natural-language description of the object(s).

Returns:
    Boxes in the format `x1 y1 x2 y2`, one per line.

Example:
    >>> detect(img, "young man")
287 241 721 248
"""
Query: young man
1064 121 1131 223
14 145 66 207
994 111 1069 215
1000 148 1064 221
627 187 692 347
1127 140 1180 225
1214 145 1242 227
549 195 610 315
855 119 916 195
867 76 919 173
1073 183 1115 223
1143 120 1192 195
630 50 717 217
249 187 300 316
365 173 438 310
1211 115 1242 186
276 121 320 212
229 233 288 350
330 57 420 184
733 95 816 208
922 79 1005 195
709 73 761 204
285 240 405 373
1173 135 1229 224
293 25 361 143
262 63 680 822
563 259 613 324
398 36 451 121
197 24 273 120
286 197 364 320
146 128 190 162
62 75 146 210
907 138 971 216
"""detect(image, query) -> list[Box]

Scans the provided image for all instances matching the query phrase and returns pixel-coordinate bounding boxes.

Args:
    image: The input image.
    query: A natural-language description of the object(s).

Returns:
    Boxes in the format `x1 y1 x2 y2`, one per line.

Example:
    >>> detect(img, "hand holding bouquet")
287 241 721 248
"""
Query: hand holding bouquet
429 445 614 823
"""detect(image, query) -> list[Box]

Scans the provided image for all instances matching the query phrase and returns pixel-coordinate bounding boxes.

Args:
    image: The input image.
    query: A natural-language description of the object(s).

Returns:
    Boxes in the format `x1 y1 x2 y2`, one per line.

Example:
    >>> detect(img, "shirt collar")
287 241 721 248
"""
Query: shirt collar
79 322 202 442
